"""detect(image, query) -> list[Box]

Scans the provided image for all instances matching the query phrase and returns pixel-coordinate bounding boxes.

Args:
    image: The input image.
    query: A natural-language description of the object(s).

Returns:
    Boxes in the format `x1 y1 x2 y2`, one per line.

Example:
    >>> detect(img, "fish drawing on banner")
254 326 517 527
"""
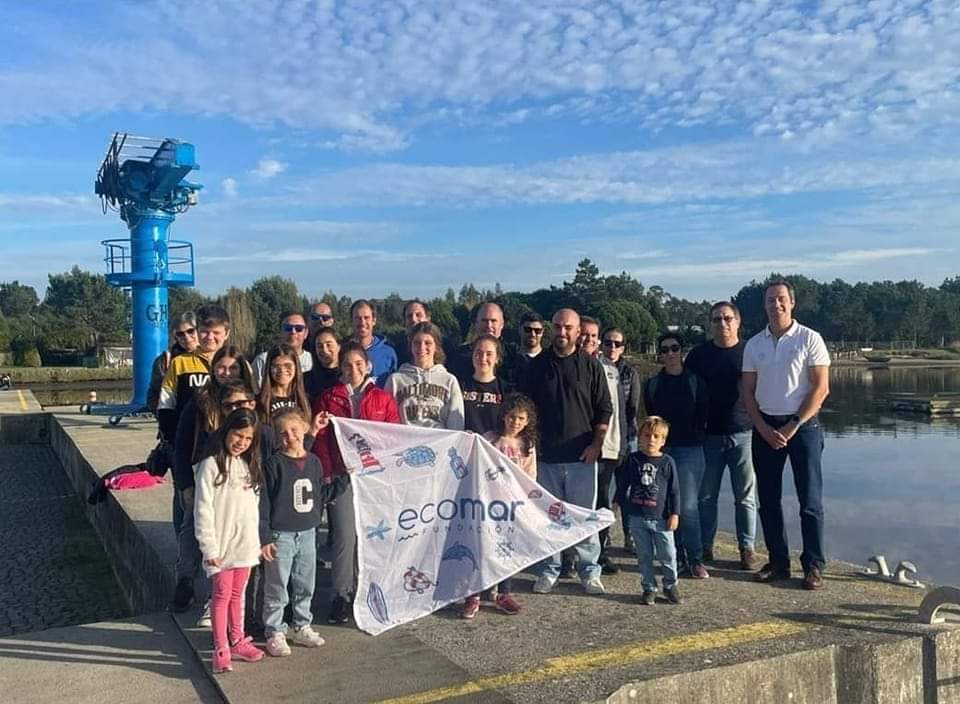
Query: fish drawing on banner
441 541 479 571
395 446 437 468
403 567 435 594
366 582 390 625
447 447 469 479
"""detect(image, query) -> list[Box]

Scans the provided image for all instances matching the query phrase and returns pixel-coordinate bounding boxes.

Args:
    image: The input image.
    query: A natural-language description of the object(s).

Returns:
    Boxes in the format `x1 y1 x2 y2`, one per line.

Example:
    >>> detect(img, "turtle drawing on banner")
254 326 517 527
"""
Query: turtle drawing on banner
403 567 435 594
447 446 469 479
395 445 437 468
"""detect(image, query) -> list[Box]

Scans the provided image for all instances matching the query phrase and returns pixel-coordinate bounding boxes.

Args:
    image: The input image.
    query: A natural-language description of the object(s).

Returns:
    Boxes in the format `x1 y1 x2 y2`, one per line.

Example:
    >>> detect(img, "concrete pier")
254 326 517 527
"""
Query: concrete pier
1 392 959 703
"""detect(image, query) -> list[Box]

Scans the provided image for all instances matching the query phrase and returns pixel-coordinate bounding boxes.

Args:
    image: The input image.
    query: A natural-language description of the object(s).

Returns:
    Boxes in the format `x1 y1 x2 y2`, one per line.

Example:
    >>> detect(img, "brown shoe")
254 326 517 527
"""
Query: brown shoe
755 562 791 583
739 548 760 571
802 567 824 590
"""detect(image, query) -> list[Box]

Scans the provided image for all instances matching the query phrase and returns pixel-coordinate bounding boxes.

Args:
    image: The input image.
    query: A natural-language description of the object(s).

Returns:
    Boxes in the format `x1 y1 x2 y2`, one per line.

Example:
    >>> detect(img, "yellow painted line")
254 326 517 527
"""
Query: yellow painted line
376 620 810 704
17 390 28 411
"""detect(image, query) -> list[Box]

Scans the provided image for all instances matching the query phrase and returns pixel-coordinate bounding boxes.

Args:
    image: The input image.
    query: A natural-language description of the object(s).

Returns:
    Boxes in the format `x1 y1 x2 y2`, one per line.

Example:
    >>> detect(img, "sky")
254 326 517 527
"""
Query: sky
1 0 958 302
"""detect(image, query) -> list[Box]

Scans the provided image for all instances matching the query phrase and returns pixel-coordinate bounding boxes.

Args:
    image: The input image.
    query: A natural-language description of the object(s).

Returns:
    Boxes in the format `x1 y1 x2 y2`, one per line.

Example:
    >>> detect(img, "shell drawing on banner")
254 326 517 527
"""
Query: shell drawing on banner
366 582 390 625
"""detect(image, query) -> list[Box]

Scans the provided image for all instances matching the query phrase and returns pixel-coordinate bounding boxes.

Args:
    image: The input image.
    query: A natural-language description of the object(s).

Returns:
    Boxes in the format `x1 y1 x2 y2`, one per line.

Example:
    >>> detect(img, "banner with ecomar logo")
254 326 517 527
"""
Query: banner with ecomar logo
331 417 615 636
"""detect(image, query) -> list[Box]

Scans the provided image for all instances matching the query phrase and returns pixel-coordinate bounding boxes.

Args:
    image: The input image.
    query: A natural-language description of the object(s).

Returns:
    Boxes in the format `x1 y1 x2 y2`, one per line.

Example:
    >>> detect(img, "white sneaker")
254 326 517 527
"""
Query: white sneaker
266 632 292 657
289 624 325 648
582 575 606 595
196 601 212 628
532 575 557 594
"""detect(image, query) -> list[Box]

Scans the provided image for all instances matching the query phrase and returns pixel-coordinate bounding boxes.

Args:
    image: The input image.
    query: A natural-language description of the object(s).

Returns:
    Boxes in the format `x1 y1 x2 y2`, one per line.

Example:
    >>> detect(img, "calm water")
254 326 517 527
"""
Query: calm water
27 366 960 584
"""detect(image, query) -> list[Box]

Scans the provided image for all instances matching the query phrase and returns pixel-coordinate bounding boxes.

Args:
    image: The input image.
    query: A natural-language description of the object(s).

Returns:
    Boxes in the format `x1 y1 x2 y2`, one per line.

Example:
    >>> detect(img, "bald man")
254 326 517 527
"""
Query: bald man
518 308 613 595
450 301 516 384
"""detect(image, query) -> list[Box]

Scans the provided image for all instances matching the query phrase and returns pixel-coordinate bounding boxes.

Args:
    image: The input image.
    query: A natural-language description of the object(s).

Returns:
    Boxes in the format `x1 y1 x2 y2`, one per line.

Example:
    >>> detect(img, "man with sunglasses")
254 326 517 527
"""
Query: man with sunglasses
308 302 336 336
252 312 314 391
742 280 830 590
148 312 198 412
685 302 759 571
513 311 545 381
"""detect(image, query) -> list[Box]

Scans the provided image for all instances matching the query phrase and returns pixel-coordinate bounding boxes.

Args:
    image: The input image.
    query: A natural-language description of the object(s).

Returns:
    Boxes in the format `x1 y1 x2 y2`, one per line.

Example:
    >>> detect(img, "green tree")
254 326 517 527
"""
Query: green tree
219 287 257 355
167 286 210 322
594 300 659 347
248 276 301 353
0 281 39 318
42 266 129 352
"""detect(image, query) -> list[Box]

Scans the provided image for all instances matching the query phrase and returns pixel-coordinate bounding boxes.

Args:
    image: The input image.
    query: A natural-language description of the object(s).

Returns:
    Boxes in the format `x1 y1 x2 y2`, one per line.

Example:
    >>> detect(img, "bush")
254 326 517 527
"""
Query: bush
18 348 42 367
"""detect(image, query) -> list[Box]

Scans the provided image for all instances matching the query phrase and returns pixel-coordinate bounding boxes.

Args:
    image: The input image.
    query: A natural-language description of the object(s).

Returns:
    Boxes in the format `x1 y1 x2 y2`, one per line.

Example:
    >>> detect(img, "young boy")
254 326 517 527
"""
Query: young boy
260 409 327 656
619 416 682 605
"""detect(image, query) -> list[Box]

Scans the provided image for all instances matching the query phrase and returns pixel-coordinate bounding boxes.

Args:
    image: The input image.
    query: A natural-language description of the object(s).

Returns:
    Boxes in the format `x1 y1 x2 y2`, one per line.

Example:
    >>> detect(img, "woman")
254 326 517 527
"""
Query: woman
313 341 401 624
461 334 512 436
148 312 199 412
386 322 464 430
642 332 709 579
304 327 341 402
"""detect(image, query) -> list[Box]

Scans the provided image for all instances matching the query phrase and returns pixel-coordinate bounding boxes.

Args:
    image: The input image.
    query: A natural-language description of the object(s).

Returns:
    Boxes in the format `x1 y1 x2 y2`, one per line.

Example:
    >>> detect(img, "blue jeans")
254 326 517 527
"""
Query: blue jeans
627 515 678 592
752 415 825 572
263 529 317 636
666 445 705 566
699 432 757 551
536 461 601 580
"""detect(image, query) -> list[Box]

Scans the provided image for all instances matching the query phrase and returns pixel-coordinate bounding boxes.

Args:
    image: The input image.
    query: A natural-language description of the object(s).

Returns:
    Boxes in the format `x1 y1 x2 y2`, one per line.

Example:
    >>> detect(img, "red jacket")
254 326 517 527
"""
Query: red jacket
312 380 401 481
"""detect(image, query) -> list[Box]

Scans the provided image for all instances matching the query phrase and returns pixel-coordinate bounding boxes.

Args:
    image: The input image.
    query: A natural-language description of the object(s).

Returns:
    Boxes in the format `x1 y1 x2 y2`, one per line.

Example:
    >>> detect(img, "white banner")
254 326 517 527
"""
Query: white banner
331 417 614 636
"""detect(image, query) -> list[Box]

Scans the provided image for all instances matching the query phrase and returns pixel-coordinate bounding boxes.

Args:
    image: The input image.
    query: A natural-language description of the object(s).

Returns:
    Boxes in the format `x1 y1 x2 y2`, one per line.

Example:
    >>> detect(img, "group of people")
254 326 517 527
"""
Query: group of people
146 279 830 674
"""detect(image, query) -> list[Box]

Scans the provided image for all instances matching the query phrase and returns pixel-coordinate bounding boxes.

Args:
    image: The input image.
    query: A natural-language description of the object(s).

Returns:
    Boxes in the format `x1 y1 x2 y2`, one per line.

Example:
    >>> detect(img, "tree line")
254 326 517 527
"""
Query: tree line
1 260 958 366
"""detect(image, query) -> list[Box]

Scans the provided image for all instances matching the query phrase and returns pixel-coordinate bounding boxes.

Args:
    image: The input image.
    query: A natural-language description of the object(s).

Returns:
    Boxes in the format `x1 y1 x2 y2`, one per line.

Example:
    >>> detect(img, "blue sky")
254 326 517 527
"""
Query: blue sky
1 0 958 302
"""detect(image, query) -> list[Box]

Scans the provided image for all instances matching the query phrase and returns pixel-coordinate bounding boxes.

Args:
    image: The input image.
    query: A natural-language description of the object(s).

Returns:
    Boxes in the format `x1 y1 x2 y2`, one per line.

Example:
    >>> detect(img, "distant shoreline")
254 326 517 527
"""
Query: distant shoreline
832 357 960 367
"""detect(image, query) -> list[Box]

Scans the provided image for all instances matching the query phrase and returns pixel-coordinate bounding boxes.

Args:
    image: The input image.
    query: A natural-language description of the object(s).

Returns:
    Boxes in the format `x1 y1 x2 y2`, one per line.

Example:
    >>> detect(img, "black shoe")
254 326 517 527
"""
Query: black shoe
327 596 352 624
560 561 577 579
599 554 621 575
664 586 683 604
640 590 656 606
171 577 193 613
755 563 791 583
702 548 715 562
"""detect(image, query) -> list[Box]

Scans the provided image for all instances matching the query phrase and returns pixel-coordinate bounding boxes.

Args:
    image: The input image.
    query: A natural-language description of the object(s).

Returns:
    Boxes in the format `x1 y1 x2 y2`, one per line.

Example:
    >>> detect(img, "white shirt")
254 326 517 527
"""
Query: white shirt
600 356 622 460
252 349 313 393
742 321 830 416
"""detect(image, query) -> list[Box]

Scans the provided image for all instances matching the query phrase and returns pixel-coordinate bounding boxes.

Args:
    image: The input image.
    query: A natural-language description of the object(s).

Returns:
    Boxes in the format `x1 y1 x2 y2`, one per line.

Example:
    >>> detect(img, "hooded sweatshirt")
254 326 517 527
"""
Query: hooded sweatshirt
385 363 465 430
364 335 398 387
193 455 262 577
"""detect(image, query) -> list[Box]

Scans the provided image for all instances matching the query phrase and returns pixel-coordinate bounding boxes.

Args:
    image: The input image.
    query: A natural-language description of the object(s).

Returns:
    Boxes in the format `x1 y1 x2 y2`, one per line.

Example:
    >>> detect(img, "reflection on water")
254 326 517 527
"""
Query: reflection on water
718 365 960 586
23 366 960 584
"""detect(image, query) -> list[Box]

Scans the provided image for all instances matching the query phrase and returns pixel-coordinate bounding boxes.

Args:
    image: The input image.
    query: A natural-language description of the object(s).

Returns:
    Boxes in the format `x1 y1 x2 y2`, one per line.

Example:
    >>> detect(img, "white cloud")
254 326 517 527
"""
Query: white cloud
248 158 286 179
221 177 238 198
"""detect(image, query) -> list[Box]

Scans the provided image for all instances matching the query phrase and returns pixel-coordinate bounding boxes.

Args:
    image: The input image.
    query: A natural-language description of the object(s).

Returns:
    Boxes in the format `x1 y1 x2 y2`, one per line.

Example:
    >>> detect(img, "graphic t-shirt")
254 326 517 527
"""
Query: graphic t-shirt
461 377 511 436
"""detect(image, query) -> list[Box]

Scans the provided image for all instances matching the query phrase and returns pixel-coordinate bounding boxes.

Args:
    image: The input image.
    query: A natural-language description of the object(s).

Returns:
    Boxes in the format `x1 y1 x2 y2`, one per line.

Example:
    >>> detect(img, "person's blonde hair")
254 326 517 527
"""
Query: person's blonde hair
639 415 670 438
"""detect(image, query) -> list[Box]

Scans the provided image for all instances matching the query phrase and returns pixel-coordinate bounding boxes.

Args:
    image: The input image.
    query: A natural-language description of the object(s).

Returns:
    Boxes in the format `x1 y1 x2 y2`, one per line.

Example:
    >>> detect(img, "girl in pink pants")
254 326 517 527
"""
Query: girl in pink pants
194 409 265 673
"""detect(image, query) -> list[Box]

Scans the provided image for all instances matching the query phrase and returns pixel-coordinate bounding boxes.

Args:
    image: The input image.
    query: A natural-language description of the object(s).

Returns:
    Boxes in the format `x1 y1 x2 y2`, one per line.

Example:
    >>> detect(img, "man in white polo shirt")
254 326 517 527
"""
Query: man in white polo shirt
742 280 830 590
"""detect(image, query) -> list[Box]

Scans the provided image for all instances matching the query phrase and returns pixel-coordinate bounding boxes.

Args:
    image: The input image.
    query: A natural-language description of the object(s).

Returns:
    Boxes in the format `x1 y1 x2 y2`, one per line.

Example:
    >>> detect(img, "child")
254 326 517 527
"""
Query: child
459 393 538 619
619 415 682 605
193 409 265 674
259 408 327 656
257 344 312 423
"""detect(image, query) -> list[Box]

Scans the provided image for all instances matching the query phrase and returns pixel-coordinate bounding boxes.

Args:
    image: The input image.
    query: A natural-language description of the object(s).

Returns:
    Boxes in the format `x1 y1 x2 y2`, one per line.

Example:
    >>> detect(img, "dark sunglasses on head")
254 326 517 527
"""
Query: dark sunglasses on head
282 323 307 333
175 327 196 338
603 339 625 348
310 313 333 322
660 343 682 353
523 326 544 335
711 315 736 323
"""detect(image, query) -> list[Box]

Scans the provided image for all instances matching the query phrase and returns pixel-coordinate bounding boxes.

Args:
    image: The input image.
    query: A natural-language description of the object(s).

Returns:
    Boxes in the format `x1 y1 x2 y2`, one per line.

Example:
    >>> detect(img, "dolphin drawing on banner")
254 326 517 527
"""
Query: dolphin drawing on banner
441 541 479 571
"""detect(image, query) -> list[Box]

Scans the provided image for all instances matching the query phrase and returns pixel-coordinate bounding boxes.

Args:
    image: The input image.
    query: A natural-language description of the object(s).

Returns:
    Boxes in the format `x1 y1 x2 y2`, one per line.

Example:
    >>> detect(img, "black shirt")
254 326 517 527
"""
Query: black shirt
642 369 708 447
304 365 340 402
685 341 752 434
518 348 613 463
619 451 679 521
461 377 512 436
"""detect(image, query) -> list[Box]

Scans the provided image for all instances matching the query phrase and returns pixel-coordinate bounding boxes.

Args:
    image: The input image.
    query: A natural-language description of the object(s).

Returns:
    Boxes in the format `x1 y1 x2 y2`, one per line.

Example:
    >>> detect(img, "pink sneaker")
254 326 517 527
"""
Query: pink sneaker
212 647 232 674
230 635 265 662
494 592 522 615
461 595 481 619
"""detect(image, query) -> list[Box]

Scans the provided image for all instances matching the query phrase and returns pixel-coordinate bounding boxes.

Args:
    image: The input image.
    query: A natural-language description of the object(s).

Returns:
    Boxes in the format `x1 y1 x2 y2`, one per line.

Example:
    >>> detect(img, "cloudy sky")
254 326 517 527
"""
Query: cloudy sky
1 0 957 301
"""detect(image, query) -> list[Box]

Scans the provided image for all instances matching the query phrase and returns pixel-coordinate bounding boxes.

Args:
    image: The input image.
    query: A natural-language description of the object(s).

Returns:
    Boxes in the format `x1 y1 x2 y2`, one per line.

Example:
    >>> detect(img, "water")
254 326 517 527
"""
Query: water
26 366 960 584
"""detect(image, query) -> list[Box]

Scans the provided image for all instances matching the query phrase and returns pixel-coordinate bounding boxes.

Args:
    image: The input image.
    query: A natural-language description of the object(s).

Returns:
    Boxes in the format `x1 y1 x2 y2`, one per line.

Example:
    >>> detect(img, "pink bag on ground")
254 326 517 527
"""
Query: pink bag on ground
104 468 166 491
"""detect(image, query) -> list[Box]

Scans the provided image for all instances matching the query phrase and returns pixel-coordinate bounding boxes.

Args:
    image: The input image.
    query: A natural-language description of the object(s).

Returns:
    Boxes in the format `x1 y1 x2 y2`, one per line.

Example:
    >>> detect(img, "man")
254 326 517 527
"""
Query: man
742 280 830 590
600 326 643 555
308 302 335 336
518 308 612 595
578 316 601 357
351 299 397 386
398 300 432 366
512 311 545 382
686 302 759 571
252 312 314 391
450 301 514 383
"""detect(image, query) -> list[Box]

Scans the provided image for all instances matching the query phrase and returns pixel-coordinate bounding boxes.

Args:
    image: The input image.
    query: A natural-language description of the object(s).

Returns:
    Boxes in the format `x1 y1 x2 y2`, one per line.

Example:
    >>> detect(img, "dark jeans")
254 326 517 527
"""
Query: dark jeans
596 460 618 555
752 414 825 572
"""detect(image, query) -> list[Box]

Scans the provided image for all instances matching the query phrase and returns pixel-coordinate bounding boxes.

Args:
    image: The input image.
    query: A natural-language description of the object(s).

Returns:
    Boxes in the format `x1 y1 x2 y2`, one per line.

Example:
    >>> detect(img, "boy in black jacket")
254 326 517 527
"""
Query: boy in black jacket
260 409 327 656
619 415 682 605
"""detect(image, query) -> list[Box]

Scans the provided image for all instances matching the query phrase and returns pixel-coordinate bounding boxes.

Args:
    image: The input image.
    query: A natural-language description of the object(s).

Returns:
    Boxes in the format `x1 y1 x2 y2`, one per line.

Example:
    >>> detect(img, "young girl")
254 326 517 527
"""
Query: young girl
313 342 401 624
461 334 511 436
193 409 265 674
385 322 464 430
461 393 539 619
257 344 311 423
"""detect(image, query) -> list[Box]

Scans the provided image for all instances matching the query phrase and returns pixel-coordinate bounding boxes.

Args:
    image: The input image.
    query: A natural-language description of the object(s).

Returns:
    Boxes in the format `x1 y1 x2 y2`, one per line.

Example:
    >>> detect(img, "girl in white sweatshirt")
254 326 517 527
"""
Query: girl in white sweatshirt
194 408 265 673
386 321 465 430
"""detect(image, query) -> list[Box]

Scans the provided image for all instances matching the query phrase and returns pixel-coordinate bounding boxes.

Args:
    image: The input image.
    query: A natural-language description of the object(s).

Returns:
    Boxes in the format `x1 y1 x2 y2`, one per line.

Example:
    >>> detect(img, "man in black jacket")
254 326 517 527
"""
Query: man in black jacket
518 308 612 595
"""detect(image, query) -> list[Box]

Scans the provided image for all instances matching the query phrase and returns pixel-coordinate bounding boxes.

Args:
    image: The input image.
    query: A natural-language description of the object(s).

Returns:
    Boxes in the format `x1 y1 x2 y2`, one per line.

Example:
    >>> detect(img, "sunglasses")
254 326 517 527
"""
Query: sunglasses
222 399 255 410
174 327 196 338
660 344 682 353
711 315 737 324
282 323 307 333
523 326 544 335
310 313 333 322
602 339 624 348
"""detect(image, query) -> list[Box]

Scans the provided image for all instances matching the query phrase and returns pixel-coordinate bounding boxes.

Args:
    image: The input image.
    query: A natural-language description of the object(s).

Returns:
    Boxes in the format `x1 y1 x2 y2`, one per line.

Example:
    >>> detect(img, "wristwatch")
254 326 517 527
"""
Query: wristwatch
790 414 803 426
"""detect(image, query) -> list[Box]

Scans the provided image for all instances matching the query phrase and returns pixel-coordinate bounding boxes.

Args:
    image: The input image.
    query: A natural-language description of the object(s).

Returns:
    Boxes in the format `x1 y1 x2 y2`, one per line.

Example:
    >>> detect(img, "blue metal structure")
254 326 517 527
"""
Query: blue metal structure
89 133 201 423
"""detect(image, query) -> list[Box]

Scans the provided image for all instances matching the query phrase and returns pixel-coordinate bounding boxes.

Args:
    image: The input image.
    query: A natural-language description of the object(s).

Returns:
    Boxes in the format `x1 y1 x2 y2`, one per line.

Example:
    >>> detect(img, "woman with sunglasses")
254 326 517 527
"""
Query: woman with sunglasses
148 312 199 413
642 332 710 579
